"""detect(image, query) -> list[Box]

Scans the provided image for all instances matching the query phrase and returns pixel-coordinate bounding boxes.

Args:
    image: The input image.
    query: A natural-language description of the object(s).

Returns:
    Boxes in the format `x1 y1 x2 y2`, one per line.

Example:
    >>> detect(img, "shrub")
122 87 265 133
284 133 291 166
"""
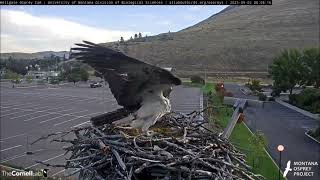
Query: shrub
249 79 262 92
258 93 267 101
190 75 205 85
224 91 234 97
308 123 320 142
50 77 60 84
289 88 320 113
26 74 33 83
268 97 275 101
271 86 282 97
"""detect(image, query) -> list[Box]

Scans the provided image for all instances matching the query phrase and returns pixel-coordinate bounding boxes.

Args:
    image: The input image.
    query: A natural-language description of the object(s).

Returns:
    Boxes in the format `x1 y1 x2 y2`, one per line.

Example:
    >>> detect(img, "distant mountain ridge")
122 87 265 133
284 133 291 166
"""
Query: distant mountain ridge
0 51 69 60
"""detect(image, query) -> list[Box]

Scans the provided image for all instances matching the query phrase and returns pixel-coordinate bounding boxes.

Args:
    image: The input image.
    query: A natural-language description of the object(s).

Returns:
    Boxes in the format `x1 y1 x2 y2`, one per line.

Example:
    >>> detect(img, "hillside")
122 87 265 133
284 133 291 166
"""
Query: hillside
105 0 319 75
1 0 319 76
0 51 69 60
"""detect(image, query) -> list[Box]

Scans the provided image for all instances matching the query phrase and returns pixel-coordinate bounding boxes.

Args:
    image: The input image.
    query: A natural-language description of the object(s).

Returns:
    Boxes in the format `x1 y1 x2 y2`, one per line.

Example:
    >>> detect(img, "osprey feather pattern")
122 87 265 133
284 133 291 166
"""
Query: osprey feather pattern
70 41 181 131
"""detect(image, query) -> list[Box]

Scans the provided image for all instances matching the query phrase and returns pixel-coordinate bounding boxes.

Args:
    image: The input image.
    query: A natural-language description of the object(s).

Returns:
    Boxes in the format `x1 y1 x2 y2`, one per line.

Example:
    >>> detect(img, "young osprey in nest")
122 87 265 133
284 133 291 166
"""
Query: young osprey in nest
70 41 181 132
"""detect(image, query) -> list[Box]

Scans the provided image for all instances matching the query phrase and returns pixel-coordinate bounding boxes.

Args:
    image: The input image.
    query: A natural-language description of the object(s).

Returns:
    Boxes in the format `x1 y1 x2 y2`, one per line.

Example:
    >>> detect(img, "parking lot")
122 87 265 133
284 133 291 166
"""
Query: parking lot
0 83 203 177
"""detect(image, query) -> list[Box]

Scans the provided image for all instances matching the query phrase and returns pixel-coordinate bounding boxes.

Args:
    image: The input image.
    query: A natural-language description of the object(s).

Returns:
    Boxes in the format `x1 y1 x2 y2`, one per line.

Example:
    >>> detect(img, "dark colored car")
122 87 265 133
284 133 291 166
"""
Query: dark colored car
90 82 102 88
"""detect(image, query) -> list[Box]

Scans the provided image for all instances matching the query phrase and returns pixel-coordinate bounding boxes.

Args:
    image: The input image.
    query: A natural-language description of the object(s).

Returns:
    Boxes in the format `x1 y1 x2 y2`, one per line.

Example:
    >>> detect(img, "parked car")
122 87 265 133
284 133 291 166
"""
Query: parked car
90 82 102 88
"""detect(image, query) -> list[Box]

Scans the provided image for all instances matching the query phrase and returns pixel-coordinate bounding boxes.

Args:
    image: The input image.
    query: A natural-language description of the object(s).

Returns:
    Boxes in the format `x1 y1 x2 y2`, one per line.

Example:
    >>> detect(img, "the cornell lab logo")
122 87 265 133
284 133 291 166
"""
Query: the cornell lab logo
42 169 48 177
283 160 318 177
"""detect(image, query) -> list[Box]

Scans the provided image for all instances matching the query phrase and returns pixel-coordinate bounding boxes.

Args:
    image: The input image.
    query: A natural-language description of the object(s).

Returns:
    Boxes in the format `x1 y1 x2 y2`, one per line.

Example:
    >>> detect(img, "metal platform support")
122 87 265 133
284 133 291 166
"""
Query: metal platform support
222 97 264 139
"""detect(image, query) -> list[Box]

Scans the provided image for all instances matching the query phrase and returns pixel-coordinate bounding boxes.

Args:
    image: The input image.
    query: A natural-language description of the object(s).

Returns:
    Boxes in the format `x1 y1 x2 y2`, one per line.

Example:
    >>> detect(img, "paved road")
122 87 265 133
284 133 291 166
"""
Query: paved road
0 83 202 177
225 83 320 180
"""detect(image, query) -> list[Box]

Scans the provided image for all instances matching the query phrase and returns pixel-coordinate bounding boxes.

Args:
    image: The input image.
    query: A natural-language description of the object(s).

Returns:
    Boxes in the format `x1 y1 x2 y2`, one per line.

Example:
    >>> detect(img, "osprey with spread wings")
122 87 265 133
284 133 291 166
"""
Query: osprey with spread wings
70 41 181 131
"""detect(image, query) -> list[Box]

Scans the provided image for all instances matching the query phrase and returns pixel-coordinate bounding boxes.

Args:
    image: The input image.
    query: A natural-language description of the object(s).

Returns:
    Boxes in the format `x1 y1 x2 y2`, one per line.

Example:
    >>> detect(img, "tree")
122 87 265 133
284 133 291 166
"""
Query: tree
79 68 89 81
68 72 81 85
134 34 138 39
5 58 28 75
120 37 124 43
301 48 320 88
190 75 205 85
66 67 89 84
3 69 20 85
248 130 267 168
269 49 305 95
138 33 142 38
26 74 33 83
130 36 133 41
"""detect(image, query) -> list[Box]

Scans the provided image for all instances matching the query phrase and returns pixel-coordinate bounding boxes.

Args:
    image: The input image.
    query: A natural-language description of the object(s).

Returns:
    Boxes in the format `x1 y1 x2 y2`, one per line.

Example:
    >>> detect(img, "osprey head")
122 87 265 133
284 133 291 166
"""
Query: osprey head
172 76 182 86
160 69 181 86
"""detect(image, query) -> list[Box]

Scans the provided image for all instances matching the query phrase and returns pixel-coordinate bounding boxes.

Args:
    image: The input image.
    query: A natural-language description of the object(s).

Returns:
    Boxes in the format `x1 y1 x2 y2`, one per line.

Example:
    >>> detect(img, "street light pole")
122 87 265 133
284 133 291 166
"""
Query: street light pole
279 151 282 180
277 145 284 180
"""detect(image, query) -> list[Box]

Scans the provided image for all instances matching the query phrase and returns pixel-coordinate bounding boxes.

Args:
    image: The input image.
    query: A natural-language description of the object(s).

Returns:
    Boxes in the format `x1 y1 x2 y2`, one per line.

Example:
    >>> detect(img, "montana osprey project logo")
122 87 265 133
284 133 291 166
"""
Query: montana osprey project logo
283 160 292 177
282 160 318 177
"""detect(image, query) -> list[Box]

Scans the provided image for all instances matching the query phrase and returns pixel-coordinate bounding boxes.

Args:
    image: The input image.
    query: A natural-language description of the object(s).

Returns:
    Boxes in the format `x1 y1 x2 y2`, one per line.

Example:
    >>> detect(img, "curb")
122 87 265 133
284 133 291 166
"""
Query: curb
275 99 319 120
305 130 320 144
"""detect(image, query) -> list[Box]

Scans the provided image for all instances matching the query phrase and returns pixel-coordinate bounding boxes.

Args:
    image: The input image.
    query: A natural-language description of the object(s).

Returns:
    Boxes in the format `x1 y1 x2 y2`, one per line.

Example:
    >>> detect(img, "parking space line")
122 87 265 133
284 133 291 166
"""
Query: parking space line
72 121 90 128
0 154 26 163
1 105 60 118
0 96 115 111
12 107 74 120
39 110 89 124
0 102 38 110
25 153 64 169
1 145 23 152
2 94 80 105
0 149 44 163
54 112 104 126
35 93 105 101
3 106 80 120
1 108 22 113
23 108 76 122
0 110 26 118
51 169 65 176
9 92 102 102
0 133 26 142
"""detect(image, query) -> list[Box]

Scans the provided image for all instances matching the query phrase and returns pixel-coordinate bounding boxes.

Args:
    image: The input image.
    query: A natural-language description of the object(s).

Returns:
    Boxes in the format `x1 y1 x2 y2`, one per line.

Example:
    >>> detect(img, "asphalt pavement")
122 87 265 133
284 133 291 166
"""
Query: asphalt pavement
0 83 203 177
224 83 320 180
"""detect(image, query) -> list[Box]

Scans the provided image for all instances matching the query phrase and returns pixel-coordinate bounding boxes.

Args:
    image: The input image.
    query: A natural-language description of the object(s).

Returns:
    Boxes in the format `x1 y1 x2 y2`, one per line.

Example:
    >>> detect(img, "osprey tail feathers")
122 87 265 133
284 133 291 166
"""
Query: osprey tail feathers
90 108 133 127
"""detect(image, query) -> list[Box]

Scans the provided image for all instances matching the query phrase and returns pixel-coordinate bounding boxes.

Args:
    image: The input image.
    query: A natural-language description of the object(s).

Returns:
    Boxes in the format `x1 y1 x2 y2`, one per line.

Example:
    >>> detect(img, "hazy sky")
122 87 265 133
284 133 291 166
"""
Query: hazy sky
0 5 227 53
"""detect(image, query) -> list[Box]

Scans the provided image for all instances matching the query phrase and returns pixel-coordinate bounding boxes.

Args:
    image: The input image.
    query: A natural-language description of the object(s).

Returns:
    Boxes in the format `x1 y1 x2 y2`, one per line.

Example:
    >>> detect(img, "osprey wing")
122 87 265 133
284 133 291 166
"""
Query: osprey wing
70 41 181 109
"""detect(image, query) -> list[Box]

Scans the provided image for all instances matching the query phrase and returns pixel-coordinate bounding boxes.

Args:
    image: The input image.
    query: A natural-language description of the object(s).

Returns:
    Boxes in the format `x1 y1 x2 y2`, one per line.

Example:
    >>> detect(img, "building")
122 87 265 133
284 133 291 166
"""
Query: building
27 70 59 81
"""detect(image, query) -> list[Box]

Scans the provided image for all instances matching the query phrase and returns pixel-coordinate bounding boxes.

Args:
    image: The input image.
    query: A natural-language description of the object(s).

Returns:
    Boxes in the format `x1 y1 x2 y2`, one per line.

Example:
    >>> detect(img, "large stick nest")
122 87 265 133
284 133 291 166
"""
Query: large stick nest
33 110 264 180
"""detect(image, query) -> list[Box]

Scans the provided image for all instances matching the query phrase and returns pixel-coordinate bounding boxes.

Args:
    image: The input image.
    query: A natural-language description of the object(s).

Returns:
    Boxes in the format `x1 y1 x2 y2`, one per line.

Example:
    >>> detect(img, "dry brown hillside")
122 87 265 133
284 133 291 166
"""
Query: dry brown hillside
105 0 319 76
